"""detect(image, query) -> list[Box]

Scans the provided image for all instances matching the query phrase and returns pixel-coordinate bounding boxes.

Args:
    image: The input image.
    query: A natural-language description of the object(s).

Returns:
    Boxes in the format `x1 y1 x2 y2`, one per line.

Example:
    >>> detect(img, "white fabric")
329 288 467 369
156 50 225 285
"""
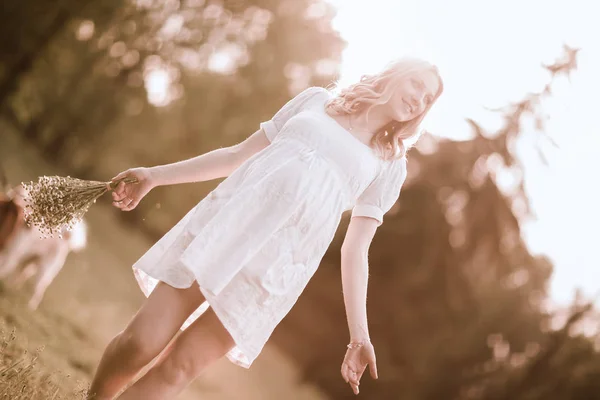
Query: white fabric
132 86 407 368
351 156 407 226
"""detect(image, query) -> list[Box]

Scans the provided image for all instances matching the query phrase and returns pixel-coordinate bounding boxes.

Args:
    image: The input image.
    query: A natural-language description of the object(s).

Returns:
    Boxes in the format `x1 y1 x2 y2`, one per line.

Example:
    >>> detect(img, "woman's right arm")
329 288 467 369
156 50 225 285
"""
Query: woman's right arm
110 128 270 211
149 128 270 187
147 86 324 187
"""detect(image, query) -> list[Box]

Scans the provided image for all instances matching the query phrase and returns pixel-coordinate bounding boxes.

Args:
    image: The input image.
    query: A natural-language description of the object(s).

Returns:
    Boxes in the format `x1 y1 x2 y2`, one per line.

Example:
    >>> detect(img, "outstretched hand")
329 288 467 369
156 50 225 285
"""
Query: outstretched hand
110 167 155 211
341 341 378 395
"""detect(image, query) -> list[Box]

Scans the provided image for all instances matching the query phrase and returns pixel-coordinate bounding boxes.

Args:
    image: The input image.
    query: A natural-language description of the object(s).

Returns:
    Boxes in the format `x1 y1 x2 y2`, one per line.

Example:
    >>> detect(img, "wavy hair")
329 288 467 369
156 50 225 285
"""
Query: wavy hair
325 57 443 160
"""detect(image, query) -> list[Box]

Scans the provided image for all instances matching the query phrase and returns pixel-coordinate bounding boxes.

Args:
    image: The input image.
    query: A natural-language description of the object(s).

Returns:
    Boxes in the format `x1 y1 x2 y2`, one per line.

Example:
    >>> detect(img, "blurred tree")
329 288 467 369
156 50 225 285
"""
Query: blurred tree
0 0 88 105
2 0 344 178
471 301 600 400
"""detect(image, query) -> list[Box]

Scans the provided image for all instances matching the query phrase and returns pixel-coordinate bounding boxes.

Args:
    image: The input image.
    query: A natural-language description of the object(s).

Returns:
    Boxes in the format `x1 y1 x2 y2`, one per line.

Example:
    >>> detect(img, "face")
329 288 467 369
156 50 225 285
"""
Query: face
389 69 439 121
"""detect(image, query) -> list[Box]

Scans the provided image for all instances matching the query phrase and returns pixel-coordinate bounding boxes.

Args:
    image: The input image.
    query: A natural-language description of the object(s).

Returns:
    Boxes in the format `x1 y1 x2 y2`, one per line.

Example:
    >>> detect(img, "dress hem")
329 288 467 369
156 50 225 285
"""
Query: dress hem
132 266 256 369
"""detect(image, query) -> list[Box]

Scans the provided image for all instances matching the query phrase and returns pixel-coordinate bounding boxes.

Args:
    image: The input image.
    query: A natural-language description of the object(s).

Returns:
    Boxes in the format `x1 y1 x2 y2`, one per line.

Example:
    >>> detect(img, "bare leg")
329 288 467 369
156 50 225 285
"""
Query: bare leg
0 231 28 279
9 260 38 288
28 247 68 310
116 307 234 400
87 282 205 400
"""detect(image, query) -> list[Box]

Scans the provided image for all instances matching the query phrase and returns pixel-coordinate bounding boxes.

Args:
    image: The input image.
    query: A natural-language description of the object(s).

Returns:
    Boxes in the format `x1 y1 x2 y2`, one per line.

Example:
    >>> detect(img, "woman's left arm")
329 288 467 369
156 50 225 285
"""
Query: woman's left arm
339 157 406 393
340 215 380 394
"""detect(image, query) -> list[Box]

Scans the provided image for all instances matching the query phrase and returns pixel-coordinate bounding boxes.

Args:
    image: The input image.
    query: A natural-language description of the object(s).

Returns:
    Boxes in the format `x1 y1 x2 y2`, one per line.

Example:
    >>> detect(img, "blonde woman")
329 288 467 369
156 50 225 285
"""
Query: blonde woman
88 57 443 399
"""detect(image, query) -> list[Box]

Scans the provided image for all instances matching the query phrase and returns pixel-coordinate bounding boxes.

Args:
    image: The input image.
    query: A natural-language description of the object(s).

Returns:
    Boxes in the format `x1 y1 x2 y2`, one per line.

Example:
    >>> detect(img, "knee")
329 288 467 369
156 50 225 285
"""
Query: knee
112 329 157 366
155 350 204 387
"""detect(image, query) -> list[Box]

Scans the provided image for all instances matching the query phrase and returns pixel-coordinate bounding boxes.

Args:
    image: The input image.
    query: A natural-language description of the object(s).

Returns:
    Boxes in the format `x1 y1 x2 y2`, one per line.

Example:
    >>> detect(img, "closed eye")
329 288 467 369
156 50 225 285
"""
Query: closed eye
410 78 422 89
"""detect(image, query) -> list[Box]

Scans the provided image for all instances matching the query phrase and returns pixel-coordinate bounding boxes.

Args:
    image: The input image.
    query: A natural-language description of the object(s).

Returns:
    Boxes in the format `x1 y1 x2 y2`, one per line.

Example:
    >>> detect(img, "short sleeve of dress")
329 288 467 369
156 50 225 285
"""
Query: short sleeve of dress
351 157 408 226
259 86 325 142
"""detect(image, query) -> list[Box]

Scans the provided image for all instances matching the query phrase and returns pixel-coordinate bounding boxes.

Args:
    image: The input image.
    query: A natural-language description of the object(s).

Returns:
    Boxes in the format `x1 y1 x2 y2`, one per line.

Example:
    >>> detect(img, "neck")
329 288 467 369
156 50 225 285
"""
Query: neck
349 105 392 134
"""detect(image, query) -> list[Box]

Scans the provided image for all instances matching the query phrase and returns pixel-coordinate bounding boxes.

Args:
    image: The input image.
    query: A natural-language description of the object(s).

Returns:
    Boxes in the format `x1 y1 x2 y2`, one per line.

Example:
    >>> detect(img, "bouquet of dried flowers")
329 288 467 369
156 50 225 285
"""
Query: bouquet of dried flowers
21 175 137 238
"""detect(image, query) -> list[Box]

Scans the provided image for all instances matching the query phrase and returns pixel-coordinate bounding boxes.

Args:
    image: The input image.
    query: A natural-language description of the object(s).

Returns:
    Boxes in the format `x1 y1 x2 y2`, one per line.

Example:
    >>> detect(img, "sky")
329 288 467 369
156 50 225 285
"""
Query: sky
324 0 600 305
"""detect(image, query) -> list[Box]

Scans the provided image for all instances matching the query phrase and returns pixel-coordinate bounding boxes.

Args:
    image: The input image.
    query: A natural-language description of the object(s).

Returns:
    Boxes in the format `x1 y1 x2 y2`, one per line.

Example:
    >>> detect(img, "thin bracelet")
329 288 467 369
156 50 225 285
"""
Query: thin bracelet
347 339 370 350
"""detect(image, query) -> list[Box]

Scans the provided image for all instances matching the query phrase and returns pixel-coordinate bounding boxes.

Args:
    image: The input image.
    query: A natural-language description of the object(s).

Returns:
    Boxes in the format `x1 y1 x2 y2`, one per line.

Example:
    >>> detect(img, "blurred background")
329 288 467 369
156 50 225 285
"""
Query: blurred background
1 0 599 399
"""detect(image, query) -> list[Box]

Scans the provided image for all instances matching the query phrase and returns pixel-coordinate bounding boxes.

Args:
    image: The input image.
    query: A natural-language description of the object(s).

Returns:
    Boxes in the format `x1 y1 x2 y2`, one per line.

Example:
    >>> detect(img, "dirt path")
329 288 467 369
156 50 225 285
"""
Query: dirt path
0 121 328 400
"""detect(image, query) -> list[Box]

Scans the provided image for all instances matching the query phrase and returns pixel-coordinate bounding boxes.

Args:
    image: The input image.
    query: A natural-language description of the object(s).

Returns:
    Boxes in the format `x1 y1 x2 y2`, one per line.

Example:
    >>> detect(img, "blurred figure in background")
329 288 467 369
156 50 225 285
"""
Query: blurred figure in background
0 166 23 250
0 183 88 310
0 191 23 251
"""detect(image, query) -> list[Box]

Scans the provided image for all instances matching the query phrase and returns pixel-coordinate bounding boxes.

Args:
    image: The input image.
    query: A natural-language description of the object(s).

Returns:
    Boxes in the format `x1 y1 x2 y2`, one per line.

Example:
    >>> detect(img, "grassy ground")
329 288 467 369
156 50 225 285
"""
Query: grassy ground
0 121 328 400
0 291 89 400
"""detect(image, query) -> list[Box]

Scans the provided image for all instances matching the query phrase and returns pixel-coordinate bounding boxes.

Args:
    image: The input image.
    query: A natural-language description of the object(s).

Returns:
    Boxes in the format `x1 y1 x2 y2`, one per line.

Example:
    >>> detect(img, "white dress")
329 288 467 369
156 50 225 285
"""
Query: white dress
132 86 408 368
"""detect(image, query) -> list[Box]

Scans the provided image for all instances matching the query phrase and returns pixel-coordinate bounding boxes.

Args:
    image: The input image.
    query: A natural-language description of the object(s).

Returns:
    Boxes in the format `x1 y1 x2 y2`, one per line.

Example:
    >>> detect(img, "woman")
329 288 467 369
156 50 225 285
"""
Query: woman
88 57 443 399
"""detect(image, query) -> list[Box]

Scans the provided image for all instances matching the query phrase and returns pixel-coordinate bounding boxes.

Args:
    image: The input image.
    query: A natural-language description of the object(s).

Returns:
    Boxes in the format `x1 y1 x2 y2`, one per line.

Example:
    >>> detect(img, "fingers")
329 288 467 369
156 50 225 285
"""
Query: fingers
342 345 379 395
112 182 127 201
369 359 378 380
112 198 129 210
111 181 140 211
348 369 360 386
343 365 361 393
112 182 129 207
341 363 351 383
342 366 359 395
357 364 367 382
113 196 137 211
342 363 359 386
110 170 140 192
122 198 139 211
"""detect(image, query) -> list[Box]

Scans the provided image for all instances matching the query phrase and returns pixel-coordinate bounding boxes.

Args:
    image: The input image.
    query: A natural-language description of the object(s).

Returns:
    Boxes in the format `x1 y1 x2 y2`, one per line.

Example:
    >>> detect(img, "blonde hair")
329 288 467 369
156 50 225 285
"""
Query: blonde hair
325 57 443 160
